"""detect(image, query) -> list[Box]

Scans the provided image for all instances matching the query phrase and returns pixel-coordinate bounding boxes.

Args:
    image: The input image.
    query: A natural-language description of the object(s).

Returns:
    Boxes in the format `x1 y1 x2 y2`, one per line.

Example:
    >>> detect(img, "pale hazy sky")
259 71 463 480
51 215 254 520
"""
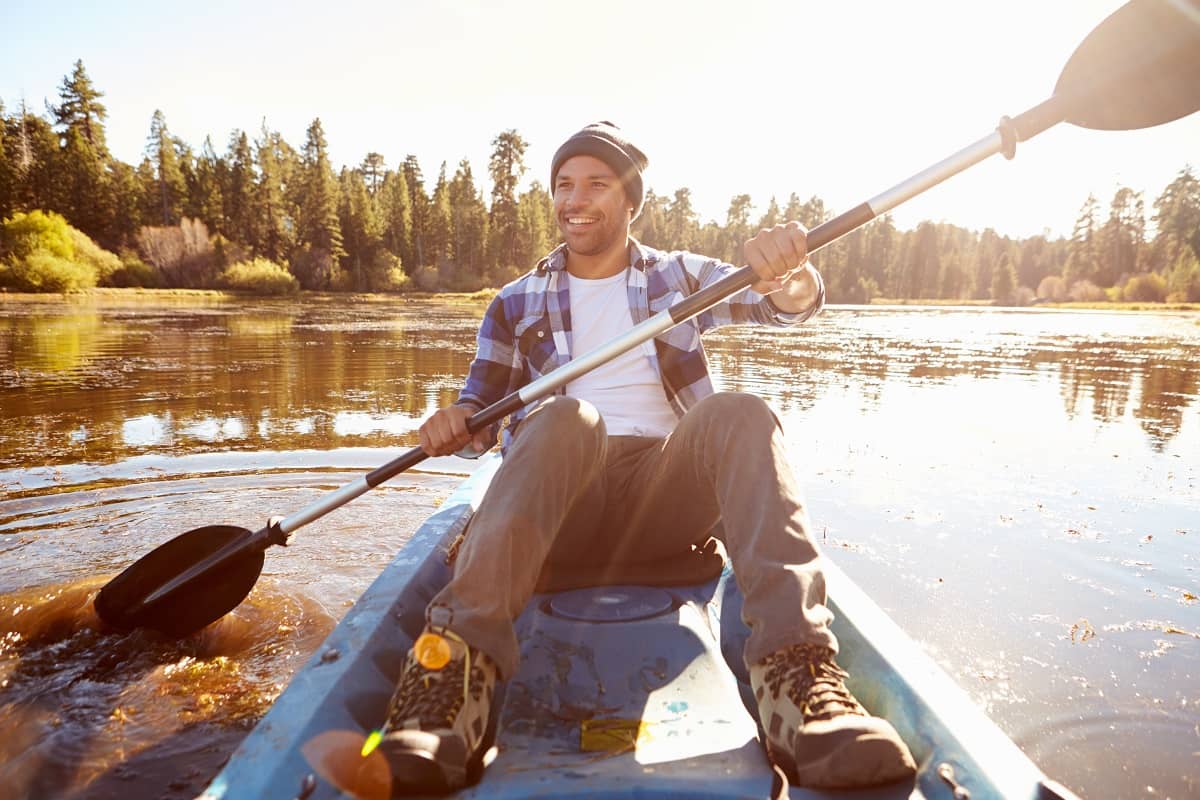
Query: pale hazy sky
2 0 1197 240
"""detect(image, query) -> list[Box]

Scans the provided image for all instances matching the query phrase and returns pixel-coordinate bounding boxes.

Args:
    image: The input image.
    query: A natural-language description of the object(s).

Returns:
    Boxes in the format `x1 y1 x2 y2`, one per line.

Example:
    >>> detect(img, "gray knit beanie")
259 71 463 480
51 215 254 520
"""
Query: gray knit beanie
550 121 649 220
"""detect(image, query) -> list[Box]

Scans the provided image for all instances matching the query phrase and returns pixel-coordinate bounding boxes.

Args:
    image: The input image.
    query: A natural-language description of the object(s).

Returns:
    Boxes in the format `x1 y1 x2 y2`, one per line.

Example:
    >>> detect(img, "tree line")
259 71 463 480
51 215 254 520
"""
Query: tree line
2 61 1198 302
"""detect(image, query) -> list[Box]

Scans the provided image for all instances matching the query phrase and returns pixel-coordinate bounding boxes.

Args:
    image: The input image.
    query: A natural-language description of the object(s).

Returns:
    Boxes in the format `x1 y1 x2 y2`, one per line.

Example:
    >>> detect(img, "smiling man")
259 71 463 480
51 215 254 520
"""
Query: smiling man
378 121 916 795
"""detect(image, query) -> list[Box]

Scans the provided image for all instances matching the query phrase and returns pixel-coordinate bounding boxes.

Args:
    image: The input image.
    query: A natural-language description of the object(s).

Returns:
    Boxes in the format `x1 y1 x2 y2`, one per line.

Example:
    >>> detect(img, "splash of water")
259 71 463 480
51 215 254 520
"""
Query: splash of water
0 577 335 799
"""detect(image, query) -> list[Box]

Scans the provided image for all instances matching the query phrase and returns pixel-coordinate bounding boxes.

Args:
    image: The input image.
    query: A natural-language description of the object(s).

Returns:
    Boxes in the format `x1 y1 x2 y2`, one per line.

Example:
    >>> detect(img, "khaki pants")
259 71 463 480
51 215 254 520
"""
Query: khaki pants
427 392 836 678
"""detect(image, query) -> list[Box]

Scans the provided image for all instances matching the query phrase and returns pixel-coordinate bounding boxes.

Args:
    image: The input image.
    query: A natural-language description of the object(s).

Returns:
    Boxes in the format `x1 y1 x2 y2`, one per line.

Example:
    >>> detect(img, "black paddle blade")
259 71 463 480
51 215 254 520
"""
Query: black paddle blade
1057 0 1200 131
94 525 263 636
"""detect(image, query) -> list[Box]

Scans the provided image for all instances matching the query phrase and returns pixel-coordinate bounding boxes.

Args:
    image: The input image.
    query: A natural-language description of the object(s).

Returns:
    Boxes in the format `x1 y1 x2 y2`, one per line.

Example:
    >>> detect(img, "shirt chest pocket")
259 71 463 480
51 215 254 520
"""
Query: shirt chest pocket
514 315 558 376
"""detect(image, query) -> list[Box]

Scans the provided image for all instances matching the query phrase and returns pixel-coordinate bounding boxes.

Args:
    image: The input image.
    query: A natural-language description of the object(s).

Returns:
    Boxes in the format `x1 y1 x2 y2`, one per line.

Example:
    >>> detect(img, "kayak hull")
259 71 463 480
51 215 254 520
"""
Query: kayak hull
202 456 1076 799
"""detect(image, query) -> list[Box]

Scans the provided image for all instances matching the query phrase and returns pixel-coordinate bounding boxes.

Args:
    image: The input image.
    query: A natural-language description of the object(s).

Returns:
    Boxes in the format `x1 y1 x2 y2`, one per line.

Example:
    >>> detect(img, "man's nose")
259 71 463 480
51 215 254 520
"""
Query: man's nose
563 185 589 207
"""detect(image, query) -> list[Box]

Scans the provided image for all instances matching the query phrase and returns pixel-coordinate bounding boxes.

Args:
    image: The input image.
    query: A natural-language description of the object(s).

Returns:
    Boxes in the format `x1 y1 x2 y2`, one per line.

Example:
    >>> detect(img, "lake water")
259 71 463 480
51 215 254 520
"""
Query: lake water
1 294 1197 799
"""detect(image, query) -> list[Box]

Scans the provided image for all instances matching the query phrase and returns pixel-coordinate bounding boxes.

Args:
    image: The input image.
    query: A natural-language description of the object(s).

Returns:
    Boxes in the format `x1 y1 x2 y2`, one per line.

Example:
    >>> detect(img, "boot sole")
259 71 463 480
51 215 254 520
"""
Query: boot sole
767 732 917 790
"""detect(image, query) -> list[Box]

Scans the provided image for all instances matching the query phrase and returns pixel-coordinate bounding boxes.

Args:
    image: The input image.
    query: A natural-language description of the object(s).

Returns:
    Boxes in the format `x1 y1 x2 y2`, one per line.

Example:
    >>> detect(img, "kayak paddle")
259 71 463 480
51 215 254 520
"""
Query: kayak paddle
94 0 1200 636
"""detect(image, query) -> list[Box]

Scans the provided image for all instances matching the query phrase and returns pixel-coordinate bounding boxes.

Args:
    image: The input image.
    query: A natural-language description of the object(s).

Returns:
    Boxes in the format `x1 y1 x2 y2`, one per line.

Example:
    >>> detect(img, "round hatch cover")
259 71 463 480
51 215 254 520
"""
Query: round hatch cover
548 585 674 622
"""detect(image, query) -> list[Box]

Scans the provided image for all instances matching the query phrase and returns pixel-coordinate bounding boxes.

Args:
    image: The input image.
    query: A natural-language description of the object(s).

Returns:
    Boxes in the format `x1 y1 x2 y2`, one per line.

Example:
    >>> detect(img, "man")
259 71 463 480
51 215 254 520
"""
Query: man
380 122 916 794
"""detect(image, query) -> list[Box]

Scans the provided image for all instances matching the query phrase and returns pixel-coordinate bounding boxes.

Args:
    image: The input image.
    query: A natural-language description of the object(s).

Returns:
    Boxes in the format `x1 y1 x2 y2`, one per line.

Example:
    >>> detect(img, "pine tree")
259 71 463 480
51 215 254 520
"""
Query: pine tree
56 127 111 242
839 228 867 301
664 188 700 251
379 169 412 271
448 159 487 278
221 130 256 248
402 155 430 269
937 244 965 299
1095 186 1144 286
294 118 345 288
47 62 113 242
7 102 61 215
1064 193 1100 288
1150 166 1200 271
52 60 108 153
797 195 829 229
429 162 453 267
515 181 553 268
991 252 1017 304
106 159 142 248
863 214 897 295
362 152 386 195
631 190 666 248
905 221 940 299
0 101 12 220
338 166 384 290
723 194 754 265
783 193 805 223
757 196 782 231
1017 234 1053 290
254 125 297 262
145 110 186 225
188 136 224 234
134 156 159 227
488 129 528 270
972 228 1008 300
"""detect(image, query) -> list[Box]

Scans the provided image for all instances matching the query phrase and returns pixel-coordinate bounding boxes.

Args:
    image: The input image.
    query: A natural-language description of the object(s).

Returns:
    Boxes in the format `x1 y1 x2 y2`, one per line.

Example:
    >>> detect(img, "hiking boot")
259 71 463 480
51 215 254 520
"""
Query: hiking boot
378 627 497 795
751 643 917 789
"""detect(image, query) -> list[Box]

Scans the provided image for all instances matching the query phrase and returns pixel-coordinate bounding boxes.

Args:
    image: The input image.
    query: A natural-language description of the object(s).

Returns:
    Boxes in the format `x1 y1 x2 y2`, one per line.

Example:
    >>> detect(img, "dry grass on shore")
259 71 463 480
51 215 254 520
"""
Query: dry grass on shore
3 287 1194 312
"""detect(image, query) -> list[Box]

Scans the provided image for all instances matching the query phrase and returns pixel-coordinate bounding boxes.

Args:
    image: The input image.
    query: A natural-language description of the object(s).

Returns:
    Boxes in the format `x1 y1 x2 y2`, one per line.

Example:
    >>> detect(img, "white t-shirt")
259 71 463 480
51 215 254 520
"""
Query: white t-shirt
564 271 679 437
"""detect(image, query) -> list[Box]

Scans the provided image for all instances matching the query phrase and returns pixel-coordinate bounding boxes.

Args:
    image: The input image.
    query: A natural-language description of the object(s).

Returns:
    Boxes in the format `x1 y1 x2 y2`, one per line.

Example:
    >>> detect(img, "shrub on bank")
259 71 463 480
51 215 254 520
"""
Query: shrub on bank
103 251 163 288
1068 280 1107 302
1 250 97 291
376 263 410 292
218 258 299 295
0 210 122 292
0 210 75 262
69 227 121 284
1121 272 1167 302
369 253 409 293
1036 275 1068 302
136 218 218 288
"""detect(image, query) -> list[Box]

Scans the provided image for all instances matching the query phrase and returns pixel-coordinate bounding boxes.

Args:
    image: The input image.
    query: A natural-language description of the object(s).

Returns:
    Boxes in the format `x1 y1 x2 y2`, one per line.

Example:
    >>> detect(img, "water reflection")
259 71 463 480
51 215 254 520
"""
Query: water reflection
705 306 1200 454
0 298 480 473
2 302 1197 474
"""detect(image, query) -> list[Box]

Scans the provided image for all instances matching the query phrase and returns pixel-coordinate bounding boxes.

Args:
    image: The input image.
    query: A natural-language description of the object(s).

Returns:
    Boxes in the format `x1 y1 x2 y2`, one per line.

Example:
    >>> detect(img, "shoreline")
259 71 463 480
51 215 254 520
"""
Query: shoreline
1 286 1197 313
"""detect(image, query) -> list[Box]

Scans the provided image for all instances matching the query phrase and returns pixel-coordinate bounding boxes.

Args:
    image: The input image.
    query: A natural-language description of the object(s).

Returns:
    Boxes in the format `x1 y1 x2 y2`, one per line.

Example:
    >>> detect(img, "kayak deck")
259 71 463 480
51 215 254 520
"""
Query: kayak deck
202 457 1075 799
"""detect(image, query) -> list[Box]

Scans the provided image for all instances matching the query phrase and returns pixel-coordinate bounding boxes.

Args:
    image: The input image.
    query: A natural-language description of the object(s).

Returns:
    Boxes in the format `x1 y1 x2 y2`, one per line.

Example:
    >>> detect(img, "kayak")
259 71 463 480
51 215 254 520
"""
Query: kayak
200 455 1077 799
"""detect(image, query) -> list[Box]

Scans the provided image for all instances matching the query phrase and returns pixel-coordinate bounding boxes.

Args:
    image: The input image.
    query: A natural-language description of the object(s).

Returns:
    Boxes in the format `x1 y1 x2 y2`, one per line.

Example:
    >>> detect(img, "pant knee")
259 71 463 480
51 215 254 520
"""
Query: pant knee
516 396 606 448
690 392 780 434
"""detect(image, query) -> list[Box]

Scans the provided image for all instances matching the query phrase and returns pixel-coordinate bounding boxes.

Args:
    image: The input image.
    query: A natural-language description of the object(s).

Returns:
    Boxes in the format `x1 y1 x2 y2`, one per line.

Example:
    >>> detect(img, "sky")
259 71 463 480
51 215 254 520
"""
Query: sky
2 0 1197 241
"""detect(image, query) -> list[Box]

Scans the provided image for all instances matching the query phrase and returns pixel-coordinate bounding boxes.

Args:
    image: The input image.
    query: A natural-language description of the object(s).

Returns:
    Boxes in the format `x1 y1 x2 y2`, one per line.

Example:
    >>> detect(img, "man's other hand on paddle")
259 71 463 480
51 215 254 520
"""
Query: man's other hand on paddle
744 221 820 314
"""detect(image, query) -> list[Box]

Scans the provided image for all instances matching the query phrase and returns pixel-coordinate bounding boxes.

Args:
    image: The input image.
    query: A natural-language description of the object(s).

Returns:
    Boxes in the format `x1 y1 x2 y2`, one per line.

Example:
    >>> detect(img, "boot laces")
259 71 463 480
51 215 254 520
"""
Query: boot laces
386 629 486 730
762 643 867 723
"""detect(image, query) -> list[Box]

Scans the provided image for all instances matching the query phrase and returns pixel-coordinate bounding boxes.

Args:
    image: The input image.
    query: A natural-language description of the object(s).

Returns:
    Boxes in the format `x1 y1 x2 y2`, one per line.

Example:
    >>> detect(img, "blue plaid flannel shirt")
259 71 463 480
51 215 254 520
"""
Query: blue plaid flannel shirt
456 239 825 450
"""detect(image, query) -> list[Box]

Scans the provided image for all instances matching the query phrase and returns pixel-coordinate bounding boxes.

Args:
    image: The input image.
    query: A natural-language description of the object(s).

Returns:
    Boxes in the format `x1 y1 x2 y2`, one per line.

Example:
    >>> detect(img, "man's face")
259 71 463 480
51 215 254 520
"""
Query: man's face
553 155 632 257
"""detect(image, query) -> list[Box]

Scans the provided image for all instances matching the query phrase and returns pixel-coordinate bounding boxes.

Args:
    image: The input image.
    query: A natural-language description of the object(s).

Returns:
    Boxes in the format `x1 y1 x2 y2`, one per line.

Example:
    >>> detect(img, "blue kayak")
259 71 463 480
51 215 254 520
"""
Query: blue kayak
201 456 1077 799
